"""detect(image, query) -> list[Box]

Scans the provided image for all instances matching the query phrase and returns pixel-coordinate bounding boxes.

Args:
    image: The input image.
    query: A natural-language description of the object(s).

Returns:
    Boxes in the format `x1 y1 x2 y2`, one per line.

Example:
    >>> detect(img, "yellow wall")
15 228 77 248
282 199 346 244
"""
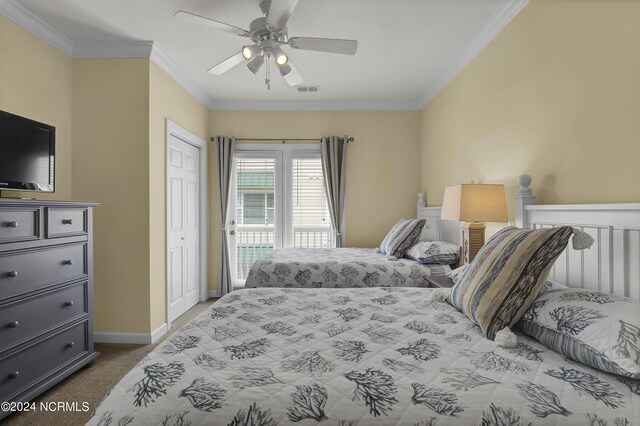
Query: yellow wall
209 110 422 292
421 0 640 227
149 62 210 331
6 0 639 335
72 58 151 334
0 15 72 199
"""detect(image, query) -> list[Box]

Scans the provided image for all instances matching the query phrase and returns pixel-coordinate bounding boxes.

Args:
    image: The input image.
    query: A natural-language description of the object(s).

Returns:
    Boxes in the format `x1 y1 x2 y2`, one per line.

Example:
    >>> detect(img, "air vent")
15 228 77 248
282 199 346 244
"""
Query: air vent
297 85 319 93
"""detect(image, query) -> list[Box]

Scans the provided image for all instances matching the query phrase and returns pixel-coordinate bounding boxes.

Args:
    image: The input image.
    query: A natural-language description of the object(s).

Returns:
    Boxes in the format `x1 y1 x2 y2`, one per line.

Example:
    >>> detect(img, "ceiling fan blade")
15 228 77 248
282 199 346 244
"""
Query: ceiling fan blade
207 52 245 75
174 10 248 37
282 62 304 87
289 37 358 55
266 0 299 30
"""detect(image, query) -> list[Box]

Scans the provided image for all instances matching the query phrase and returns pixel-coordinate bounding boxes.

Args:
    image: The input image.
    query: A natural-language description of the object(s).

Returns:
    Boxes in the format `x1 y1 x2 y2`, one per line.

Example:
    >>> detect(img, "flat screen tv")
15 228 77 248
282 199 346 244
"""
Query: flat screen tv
0 110 55 193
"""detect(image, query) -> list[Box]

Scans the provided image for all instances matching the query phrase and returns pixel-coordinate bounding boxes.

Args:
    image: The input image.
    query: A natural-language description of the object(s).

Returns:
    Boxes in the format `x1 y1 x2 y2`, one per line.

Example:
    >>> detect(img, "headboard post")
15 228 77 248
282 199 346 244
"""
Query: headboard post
514 174 536 228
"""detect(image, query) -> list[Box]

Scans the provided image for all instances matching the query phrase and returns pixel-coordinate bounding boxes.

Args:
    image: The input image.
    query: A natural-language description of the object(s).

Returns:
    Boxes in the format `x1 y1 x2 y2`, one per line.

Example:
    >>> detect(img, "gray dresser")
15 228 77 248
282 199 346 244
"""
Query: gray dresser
0 199 99 419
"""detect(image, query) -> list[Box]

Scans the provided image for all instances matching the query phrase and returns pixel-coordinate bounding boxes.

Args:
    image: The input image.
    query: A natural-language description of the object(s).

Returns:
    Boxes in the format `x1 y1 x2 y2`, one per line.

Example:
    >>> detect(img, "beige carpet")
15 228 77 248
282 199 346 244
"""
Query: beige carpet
1 299 216 426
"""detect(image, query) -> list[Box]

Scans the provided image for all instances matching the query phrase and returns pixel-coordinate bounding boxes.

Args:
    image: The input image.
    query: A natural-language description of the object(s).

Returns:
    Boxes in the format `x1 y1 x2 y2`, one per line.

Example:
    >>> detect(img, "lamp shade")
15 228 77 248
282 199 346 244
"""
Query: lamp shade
441 184 508 222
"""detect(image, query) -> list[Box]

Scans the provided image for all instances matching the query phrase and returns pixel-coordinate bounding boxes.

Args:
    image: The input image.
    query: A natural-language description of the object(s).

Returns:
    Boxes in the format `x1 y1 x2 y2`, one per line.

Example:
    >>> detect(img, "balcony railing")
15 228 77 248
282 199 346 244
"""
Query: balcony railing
234 225 334 283
293 226 333 249
235 225 274 282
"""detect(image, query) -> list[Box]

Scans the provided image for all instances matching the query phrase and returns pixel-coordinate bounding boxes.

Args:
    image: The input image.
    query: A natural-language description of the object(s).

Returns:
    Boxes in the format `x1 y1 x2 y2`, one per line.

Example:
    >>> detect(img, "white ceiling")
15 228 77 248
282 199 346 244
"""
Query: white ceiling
14 0 514 107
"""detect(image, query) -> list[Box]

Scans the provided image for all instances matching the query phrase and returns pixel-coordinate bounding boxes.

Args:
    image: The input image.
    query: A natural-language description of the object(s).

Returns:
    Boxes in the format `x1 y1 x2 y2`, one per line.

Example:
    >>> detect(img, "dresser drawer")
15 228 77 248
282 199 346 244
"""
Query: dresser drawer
0 209 40 244
0 282 87 353
0 321 87 401
46 208 87 238
0 244 87 299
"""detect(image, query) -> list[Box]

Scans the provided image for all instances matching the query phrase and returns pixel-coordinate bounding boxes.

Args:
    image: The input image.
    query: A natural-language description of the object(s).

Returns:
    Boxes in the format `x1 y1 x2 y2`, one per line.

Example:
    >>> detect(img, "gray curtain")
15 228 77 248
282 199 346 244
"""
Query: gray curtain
320 136 348 247
214 136 235 295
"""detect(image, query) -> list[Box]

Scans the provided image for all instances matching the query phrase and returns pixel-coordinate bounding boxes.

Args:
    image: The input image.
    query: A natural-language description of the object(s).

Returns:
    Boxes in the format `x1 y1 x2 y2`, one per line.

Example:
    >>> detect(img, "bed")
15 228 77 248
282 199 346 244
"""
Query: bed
244 248 451 288
89 286 640 425
90 177 640 425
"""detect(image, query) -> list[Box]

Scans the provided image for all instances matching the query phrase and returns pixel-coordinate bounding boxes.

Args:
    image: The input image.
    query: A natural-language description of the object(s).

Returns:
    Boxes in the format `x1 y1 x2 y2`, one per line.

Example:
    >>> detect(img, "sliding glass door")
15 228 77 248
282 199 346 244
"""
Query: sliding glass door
229 146 334 286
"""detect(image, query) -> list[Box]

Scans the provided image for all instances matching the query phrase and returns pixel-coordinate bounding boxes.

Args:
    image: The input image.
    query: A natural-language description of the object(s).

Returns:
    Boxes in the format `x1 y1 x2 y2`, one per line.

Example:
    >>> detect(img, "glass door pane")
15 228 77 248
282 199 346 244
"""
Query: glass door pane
230 155 280 285
290 157 334 248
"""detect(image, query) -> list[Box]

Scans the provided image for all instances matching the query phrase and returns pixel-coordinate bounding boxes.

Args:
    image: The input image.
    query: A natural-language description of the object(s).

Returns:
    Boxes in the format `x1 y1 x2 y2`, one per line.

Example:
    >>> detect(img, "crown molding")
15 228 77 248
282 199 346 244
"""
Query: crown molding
74 40 154 58
1 0 529 111
0 0 73 56
0 0 213 109
209 99 422 111
418 0 529 108
150 45 216 109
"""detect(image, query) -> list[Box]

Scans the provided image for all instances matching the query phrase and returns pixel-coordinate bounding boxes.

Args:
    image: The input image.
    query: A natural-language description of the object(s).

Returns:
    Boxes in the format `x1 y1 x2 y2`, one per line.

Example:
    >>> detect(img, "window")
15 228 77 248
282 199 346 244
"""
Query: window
233 158 276 282
239 193 274 225
230 146 335 285
291 158 333 248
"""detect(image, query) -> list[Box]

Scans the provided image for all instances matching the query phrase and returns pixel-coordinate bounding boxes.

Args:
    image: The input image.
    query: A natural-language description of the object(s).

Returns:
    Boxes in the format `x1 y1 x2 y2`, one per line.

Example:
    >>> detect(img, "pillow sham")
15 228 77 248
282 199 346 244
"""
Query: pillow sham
447 264 470 284
379 218 426 258
541 278 569 293
448 226 574 340
426 264 452 277
518 287 640 379
405 240 460 265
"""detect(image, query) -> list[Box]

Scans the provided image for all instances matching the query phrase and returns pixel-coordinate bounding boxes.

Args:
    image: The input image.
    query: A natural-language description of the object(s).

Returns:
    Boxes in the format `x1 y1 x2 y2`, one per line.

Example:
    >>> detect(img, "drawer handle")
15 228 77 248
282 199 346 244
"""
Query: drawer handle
8 320 19 328
64 300 75 307
4 221 18 228
66 341 75 348
6 270 18 278
62 259 74 266
62 218 73 225
9 371 20 379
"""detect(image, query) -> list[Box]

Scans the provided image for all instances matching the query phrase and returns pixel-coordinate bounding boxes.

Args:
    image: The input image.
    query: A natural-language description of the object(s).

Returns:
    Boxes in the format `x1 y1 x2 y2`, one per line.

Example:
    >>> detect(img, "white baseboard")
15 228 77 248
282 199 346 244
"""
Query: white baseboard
94 323 168 345
150 323 168 343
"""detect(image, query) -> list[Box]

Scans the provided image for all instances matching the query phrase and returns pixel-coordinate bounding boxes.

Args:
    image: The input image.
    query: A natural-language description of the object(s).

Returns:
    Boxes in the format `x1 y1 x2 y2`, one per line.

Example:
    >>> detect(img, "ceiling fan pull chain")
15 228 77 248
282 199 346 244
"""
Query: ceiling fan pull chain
265 54 271 90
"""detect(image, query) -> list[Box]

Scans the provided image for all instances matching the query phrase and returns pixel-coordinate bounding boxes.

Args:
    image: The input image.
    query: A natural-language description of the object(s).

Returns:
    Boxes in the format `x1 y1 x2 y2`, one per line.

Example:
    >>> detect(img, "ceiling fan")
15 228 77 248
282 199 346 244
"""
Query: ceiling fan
175 0 358 89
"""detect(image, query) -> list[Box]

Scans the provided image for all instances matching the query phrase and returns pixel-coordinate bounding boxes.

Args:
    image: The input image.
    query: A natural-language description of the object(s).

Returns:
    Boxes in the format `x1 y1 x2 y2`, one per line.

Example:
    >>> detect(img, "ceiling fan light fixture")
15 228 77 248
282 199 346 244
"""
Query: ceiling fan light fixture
241 44 262 60
278 63 292 77
272 46 289 66
247 54 265 74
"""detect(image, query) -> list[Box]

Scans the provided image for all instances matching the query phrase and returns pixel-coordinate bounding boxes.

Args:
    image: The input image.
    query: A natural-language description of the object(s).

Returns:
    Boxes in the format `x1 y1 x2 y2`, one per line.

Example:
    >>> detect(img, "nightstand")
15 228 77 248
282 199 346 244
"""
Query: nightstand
425 274 455 288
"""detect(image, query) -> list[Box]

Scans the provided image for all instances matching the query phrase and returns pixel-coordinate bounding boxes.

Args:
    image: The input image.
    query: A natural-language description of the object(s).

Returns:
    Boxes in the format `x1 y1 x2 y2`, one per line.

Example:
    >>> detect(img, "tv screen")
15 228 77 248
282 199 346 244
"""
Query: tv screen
0 110 55 193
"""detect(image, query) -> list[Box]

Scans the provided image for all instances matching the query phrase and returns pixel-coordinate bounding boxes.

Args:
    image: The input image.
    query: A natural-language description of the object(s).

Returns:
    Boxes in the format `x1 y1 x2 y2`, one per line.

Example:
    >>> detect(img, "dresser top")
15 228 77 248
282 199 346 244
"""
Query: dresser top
0 198 100 208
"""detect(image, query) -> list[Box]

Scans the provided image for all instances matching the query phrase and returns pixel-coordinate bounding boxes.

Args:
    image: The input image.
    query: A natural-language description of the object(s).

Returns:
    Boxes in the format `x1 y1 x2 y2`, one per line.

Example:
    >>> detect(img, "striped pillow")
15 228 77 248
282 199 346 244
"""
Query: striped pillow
448 226 573 340
379 218 426 258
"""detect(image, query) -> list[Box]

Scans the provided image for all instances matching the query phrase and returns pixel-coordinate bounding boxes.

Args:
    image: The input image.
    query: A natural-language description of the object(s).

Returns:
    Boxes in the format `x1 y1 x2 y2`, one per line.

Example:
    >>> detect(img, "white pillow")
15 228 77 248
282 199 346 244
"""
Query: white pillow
519 287 640 379
405 240 460 265
447 264 469 284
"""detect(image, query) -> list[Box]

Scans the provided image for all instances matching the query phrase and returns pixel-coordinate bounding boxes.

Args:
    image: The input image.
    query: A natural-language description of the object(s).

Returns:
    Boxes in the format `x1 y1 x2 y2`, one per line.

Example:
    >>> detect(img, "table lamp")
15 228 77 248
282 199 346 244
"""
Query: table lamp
441 183 508 264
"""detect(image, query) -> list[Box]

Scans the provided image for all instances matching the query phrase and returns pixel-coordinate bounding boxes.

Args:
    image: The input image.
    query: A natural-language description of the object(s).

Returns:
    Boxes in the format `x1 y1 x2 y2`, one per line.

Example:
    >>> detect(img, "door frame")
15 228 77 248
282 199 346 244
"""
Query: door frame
165 119 208 328
234 143 342 243
231 143 340 285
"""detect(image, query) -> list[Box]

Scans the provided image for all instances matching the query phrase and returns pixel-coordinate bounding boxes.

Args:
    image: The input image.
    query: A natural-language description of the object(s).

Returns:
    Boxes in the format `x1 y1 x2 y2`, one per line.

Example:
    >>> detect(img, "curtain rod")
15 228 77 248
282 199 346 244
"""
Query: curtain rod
210 137 354 143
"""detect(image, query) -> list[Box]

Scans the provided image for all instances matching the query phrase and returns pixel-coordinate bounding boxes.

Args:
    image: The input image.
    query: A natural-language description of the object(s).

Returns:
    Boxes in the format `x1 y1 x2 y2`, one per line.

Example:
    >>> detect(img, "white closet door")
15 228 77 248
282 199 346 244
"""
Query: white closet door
168 135 200 322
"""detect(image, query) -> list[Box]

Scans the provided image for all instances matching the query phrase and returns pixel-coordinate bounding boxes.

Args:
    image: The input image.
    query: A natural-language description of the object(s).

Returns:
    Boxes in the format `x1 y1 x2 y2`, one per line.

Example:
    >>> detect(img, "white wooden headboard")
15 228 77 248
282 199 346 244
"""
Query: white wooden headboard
416 206 462 246
417 176 640 301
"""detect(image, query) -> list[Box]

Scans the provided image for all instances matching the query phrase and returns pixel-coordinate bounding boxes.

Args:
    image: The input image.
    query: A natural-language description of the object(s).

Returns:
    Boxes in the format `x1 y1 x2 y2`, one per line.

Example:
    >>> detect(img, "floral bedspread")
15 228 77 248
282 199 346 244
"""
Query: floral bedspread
244 248 450 288
89 287 640 425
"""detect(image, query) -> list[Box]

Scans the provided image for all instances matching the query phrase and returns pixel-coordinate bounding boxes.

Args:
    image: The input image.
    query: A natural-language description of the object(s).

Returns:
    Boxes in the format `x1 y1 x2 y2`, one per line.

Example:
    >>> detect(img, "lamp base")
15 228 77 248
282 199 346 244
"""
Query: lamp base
461 222 485 265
